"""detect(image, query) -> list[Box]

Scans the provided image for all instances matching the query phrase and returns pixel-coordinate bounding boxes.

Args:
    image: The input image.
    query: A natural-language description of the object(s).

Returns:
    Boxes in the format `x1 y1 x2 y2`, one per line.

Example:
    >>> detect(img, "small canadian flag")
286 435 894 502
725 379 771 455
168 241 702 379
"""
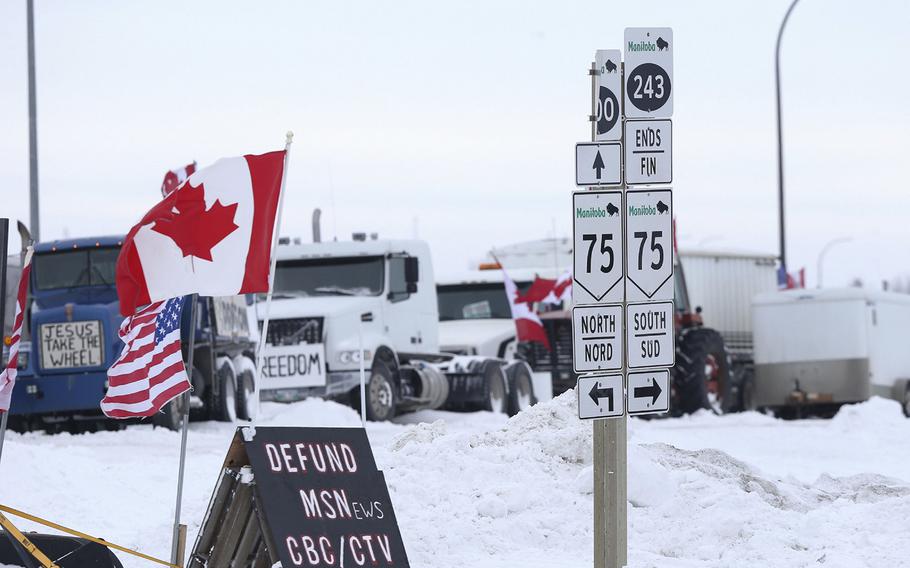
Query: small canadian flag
502 269 551 351
116 151 285 316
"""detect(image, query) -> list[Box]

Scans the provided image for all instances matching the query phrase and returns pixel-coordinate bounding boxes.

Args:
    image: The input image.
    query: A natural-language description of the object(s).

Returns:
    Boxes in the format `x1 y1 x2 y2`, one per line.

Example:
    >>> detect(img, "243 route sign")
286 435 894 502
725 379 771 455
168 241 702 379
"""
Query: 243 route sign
625 189 673 302
594 49 623 142
624 28 673 118
573 191 624 304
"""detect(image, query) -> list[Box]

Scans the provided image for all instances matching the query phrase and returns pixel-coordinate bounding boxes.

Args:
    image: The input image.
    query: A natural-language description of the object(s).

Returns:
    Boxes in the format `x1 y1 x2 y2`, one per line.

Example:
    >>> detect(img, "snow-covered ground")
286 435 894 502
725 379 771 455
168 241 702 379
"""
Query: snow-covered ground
1 394 908 568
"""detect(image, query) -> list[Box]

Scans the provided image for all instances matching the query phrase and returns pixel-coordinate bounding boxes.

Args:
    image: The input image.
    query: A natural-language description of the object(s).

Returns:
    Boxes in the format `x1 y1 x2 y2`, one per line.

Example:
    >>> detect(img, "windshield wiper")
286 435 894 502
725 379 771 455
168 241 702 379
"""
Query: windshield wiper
314 286 362 296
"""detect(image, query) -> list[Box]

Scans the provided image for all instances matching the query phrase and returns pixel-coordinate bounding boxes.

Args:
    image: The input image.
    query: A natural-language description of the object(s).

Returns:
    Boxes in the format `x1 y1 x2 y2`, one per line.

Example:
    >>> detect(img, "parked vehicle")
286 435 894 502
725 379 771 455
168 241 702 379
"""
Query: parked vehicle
255 237 540 419
8 236 258 432
436 269 554 405
751 288 910 417
677 248 779 410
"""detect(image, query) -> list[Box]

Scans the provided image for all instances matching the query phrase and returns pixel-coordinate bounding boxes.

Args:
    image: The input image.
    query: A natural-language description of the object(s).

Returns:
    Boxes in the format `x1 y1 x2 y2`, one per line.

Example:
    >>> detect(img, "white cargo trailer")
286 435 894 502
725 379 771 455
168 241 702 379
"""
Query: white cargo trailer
678 248 778 359
752 288 910 415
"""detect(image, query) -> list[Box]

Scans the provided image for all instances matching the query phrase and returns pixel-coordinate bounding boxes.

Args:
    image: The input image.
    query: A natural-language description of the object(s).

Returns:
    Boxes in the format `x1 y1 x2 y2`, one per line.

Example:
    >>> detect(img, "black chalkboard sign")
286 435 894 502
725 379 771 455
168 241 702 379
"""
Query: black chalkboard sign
189 426 409 568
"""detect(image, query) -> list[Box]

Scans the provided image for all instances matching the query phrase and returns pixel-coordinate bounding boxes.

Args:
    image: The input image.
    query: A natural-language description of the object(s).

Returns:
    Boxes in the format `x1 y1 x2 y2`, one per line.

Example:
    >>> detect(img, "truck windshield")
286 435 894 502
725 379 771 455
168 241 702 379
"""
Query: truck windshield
437 283 518 321
33 247 120 290
272 256 384 297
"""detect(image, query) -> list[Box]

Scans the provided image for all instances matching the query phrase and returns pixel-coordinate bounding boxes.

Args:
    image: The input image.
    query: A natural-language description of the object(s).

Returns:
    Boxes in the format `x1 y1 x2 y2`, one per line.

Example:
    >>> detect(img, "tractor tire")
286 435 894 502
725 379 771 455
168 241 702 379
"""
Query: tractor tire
674 328 733 415
366 361 398 422
480 360 509 414
506 361 536 417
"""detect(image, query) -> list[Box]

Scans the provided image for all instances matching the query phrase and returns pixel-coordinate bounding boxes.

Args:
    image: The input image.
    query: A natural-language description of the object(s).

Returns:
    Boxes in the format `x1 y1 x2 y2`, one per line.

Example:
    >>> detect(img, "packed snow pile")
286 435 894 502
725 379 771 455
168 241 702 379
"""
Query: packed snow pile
0 394 908 567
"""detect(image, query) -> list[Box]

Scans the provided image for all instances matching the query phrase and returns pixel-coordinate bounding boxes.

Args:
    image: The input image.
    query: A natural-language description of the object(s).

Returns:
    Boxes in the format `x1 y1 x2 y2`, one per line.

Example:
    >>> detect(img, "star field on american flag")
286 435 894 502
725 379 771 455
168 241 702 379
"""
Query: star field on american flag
155 297 184 343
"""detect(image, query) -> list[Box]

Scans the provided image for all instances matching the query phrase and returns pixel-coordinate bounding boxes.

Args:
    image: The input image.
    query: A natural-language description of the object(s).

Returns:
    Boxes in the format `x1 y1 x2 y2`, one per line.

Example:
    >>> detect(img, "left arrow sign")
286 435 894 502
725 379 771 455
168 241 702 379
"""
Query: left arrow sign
577 374 624 420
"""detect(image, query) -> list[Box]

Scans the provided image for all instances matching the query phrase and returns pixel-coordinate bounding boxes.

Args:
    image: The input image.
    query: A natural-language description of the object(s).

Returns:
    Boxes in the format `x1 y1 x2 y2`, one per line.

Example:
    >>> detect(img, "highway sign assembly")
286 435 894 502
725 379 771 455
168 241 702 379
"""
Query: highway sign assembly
576 142 622 186
624 28 673 118
626 301 675 369
577 374 624 420
627 369 670 415
572 304 623 373
625 189 673 302
594 49 623 142
624 120 672 185
572 190 624 304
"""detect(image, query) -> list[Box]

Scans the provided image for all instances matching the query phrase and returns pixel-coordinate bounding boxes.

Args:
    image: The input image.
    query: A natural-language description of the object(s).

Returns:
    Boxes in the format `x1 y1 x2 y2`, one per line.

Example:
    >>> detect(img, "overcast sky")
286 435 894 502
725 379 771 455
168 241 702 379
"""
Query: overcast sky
1 0 907 287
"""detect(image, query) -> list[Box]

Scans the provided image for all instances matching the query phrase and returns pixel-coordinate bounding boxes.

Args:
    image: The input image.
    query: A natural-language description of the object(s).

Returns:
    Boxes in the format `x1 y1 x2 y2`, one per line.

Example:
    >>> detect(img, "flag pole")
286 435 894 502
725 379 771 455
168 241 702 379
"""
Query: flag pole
254 131 294 425
170 293 197 566
0 219 10 466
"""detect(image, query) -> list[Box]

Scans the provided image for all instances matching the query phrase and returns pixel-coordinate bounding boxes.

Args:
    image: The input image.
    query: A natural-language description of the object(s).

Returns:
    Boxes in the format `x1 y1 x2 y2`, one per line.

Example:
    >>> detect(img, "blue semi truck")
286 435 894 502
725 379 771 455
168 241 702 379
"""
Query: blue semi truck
4 235 259 432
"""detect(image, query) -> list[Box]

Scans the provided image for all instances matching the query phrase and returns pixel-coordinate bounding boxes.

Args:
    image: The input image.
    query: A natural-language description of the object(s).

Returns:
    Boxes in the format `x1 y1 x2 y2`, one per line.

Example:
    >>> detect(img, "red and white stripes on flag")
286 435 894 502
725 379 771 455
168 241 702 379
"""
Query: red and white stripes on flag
0 248 33 412
503 269 551 351
100 297 191 419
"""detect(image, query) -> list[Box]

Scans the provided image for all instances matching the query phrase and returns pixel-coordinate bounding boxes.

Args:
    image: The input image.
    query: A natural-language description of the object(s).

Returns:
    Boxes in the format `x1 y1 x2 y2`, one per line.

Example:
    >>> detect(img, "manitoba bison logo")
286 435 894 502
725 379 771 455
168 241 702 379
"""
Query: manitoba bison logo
656 37 669 51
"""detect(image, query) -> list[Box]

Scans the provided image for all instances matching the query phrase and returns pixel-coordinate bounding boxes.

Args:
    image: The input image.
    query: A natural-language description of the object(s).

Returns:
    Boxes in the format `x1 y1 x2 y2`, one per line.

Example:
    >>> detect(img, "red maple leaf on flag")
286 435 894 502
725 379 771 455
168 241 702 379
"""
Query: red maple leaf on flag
151 180 239 261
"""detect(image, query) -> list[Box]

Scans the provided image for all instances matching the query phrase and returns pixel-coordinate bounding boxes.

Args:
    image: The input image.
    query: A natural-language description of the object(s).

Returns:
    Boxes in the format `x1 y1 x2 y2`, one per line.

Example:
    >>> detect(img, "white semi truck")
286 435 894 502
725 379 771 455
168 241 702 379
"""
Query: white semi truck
254 237 539 420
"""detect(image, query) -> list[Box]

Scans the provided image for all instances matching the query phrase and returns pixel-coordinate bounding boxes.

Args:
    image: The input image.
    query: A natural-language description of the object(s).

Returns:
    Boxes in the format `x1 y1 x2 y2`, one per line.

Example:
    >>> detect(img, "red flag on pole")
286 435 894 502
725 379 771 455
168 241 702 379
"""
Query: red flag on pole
503 269 551 351
0 248 33 412
117 151 286 316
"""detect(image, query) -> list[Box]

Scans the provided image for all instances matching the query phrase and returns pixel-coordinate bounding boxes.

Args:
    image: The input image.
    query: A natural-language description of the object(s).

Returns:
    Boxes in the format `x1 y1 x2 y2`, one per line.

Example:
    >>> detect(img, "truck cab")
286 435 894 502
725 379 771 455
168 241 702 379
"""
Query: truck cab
257 237 541 419
10 236 258 432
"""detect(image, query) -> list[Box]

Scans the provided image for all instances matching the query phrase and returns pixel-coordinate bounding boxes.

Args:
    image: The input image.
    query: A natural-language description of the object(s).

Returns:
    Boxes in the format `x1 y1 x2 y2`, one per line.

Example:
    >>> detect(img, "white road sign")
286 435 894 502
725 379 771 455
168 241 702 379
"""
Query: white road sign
573 191 624 304
624 28 673 118
594 49 623 142
572 304 623 373
626 301 675 369
576 142 622 186
625 189 673 302
627 369 670 415
625 120 672 185
577 374 625 420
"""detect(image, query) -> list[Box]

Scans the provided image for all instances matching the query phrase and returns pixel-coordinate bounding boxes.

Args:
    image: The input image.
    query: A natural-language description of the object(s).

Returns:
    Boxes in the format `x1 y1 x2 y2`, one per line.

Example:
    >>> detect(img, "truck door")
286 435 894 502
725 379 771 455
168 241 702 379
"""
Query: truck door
384 254 425 353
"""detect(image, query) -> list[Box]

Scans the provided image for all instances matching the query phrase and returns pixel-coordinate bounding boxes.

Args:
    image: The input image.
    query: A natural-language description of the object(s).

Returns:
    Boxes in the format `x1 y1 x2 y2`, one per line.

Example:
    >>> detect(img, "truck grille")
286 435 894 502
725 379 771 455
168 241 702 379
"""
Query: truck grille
263 317 324 345
524 318 573 371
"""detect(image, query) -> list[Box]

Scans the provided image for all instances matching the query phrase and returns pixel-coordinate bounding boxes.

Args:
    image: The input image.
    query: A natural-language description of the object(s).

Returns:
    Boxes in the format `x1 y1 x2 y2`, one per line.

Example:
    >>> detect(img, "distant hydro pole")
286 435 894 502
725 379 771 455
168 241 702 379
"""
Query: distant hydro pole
27 0 40 241
775 0 801 270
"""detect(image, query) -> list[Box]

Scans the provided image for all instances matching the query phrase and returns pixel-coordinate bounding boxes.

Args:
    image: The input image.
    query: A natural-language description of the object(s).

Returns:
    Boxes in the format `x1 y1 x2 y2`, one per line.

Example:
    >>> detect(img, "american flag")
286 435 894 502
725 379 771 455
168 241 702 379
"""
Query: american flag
0 248 34 412
101 296 191 418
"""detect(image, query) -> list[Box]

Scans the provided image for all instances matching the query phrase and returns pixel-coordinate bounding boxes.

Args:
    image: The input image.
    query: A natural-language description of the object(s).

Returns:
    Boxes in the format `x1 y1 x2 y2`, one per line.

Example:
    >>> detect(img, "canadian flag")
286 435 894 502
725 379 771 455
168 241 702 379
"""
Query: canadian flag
116 150 285 316
503 270 551 351
160 161 197 198
516 271 572 305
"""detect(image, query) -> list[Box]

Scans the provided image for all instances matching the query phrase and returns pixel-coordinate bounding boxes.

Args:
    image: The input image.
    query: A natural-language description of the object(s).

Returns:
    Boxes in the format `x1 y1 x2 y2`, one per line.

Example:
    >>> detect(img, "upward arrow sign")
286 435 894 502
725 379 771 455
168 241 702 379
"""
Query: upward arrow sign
592 150 605 180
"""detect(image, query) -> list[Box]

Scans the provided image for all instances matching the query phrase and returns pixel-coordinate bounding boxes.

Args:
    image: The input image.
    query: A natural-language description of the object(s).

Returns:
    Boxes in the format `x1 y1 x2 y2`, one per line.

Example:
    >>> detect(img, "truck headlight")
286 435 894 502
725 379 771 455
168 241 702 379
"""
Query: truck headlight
338 350 372 364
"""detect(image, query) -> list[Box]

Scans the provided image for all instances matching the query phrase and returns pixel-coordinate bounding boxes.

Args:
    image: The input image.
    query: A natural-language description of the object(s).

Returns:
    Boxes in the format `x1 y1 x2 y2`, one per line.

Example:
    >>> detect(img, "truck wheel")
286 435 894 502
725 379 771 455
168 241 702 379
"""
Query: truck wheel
903 384 910 418
366 361 397 422
216 357 238 423
481 361 508 414
153 391 189 432
674 329 732 415
234 355 258 422
506 361 535 417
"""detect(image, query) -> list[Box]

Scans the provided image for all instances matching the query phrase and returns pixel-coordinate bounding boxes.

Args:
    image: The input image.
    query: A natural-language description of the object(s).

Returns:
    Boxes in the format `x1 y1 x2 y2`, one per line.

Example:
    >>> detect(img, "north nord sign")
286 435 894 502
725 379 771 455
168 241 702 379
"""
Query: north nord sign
573 190 624 304
190 427 410 568
572 304 623 373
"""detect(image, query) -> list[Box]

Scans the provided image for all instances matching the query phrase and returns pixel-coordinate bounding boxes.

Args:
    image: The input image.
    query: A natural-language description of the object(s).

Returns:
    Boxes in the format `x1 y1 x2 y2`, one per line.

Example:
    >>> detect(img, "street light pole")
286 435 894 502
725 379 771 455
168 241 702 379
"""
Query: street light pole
817 237 852 289
27 0 40 241
775 0 800 272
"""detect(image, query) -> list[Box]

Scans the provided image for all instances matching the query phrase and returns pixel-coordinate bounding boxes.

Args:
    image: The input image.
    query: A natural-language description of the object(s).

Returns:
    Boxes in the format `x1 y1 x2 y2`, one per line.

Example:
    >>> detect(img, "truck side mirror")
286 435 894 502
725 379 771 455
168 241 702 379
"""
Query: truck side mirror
405 257 419 293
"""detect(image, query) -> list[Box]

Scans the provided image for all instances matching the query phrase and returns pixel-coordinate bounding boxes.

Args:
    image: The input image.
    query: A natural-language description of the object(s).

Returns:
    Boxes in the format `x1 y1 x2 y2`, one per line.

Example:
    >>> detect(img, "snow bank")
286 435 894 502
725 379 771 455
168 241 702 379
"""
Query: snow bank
1 393 909 567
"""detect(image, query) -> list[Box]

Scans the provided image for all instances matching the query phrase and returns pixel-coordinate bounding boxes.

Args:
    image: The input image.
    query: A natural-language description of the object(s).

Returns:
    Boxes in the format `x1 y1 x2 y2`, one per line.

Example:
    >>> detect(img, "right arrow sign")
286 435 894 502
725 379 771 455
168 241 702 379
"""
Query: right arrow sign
627 369 670 415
